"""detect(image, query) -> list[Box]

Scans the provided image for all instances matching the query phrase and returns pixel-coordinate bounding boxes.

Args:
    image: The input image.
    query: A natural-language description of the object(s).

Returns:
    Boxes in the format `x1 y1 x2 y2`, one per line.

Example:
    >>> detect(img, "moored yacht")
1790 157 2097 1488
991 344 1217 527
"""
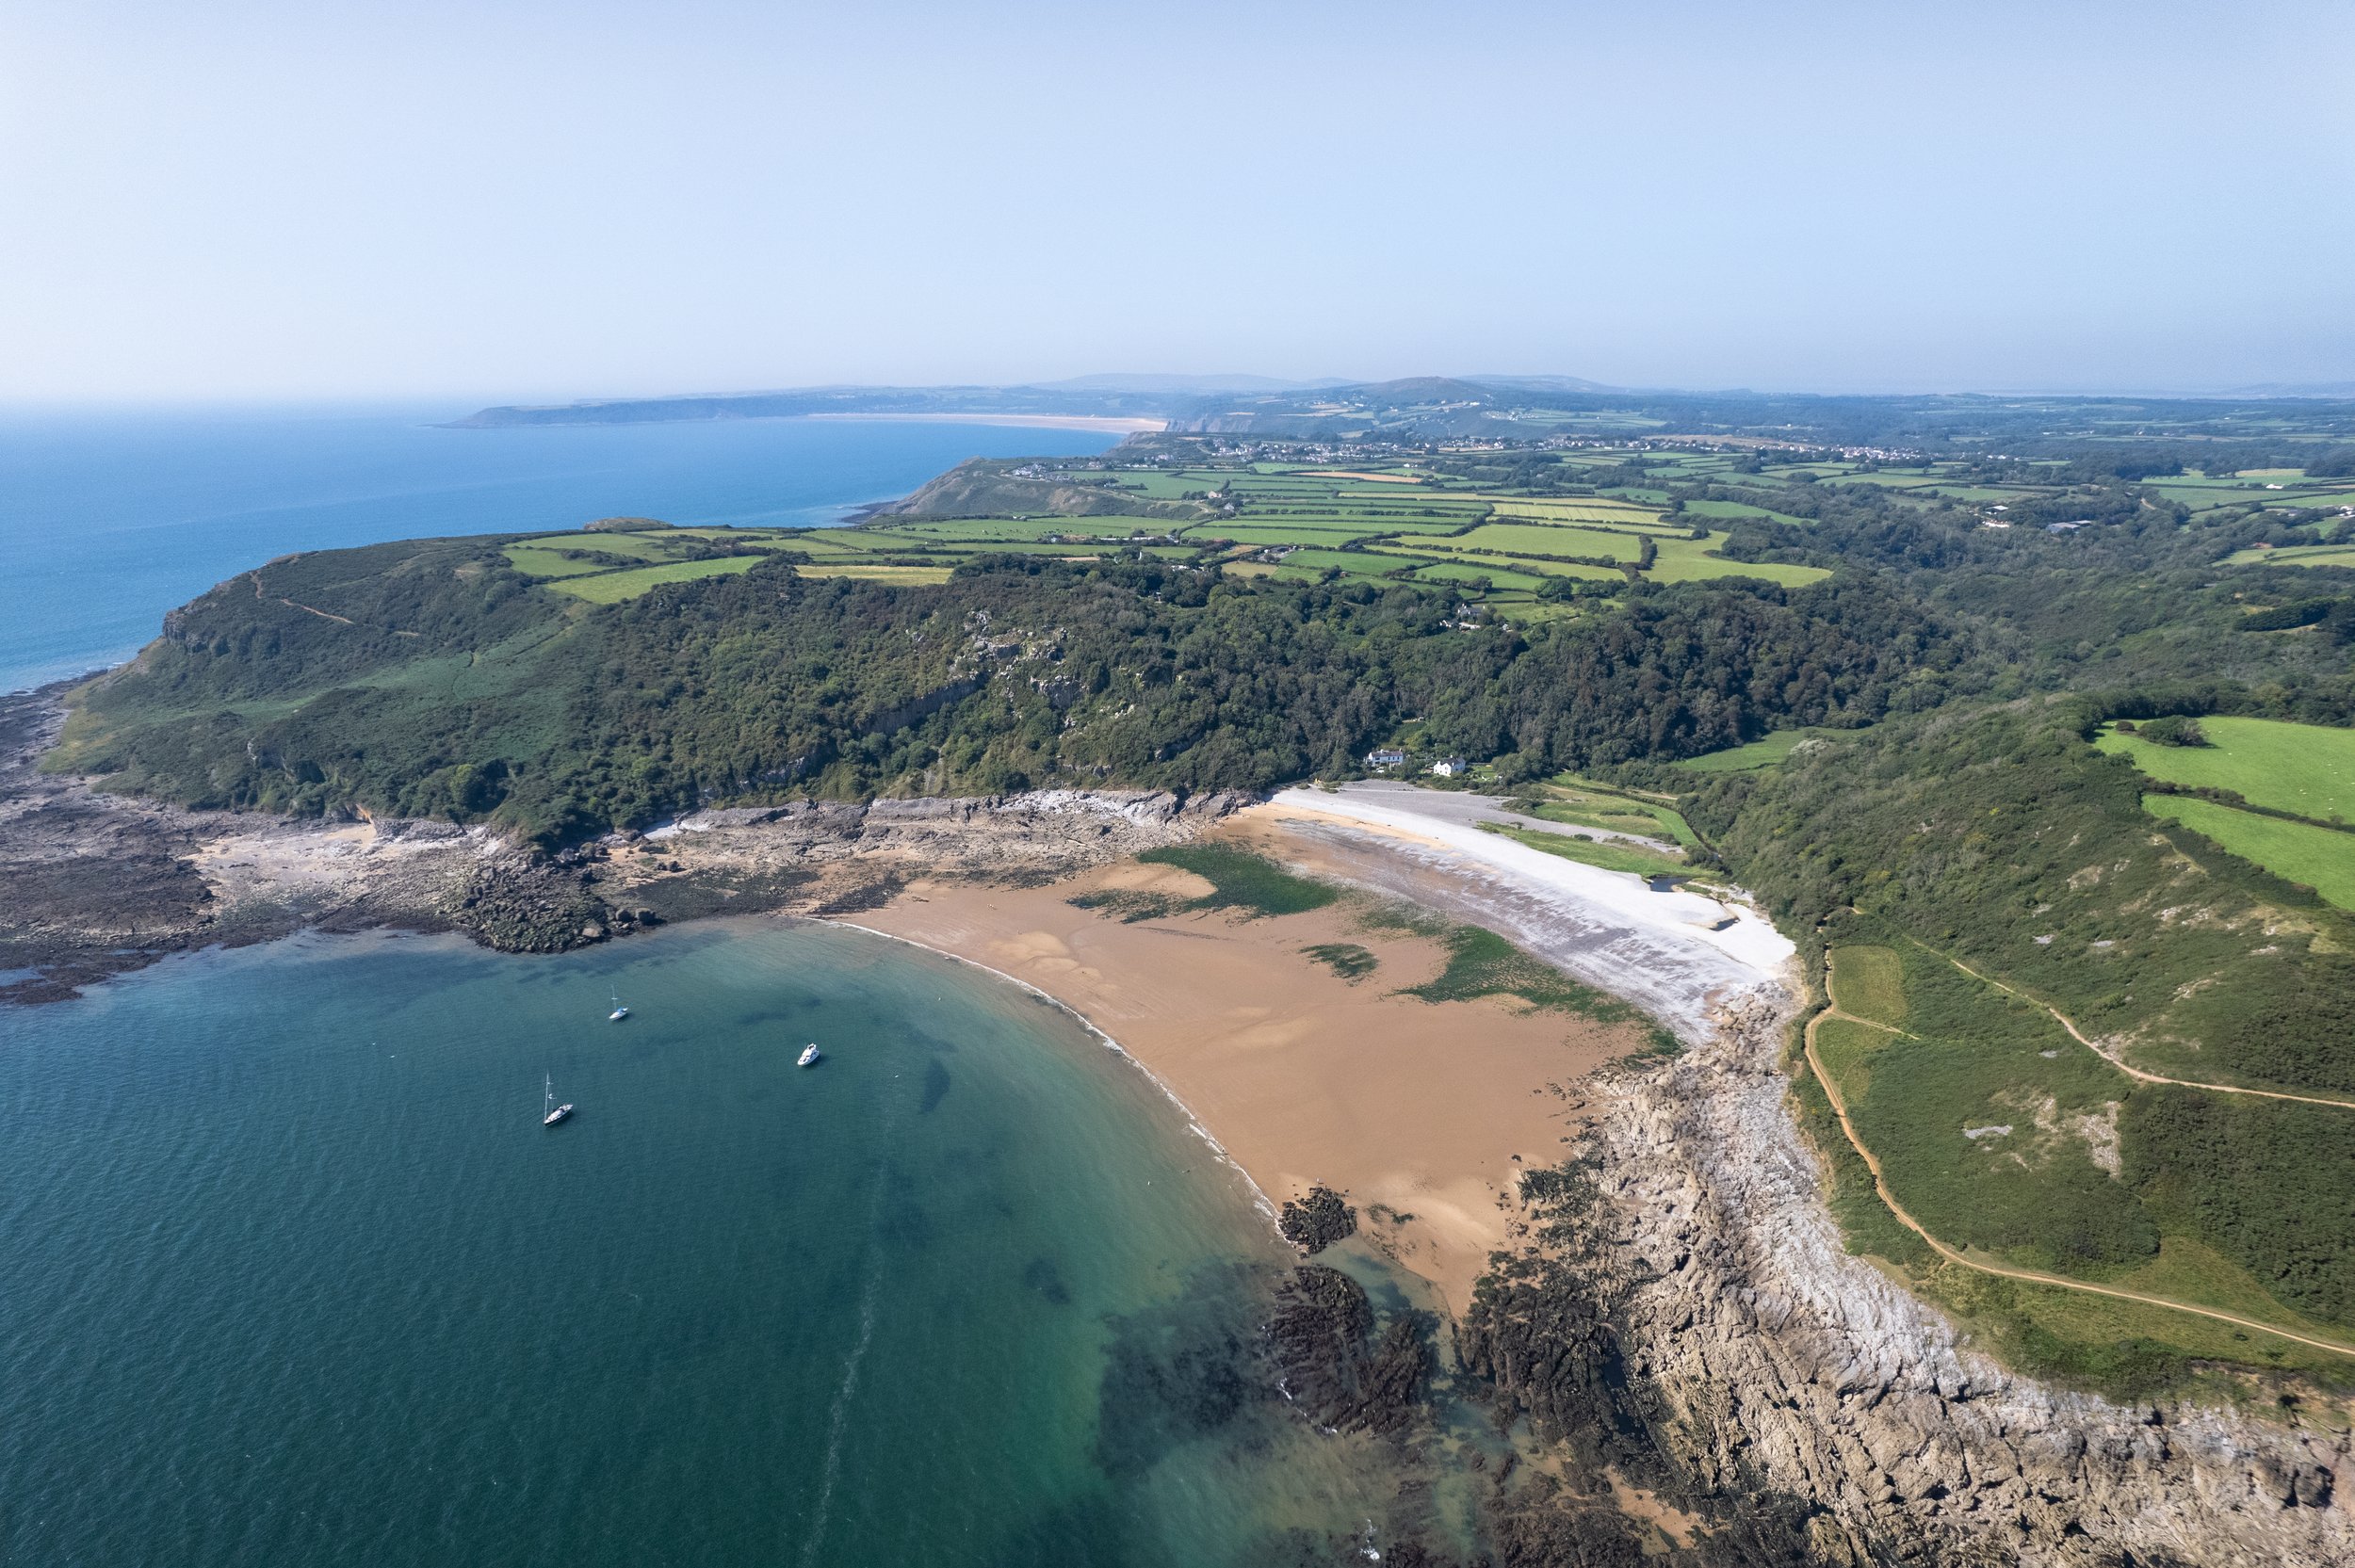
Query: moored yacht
609 990 629 1023
544 1074 573 1126
797 1043 820 1068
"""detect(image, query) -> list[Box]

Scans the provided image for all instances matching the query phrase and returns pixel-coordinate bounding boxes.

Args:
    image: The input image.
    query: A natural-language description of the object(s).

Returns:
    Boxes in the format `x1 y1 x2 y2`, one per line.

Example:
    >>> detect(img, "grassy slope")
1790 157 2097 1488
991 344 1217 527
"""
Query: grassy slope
2095 716 2355 820
2143 797 2355 912
1702 703 2355 1369
1672 729 1823 772
550 556 768 602
1827 945 1906 1027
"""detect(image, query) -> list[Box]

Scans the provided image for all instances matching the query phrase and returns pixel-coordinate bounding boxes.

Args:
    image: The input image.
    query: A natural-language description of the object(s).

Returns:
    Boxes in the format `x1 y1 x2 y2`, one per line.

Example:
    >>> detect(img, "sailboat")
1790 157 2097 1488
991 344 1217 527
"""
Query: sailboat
544 1074 573 1126
609 990 629 1023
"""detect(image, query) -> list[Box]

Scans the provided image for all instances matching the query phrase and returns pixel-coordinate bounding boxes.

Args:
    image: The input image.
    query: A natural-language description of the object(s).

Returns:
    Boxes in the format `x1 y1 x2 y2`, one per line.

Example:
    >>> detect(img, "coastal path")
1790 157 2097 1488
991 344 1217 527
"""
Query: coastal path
1801 951 2355 1361
1908 940 2355 1114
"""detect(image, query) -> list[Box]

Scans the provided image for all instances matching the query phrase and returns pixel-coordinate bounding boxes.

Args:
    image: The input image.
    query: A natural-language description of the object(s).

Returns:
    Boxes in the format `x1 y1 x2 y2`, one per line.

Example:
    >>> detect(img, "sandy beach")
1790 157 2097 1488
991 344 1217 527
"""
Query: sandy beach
841 840 1652 1317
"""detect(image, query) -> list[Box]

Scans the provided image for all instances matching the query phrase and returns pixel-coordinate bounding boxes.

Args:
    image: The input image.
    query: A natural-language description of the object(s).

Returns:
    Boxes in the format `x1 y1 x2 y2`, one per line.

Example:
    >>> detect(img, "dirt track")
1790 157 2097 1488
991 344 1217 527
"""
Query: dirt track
1804 950 2355 1360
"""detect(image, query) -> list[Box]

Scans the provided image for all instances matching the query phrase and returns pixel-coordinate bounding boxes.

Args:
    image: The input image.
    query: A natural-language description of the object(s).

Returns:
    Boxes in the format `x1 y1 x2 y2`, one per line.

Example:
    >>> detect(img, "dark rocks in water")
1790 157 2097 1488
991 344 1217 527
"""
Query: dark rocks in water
1020 1256 1072 1306
1458 1161 1870 1567
1460 1249 1652 1471
1279 1185 1357 1254
1092 1264 1260 1478
1264 1264 1430 1437
919 1059 952 1114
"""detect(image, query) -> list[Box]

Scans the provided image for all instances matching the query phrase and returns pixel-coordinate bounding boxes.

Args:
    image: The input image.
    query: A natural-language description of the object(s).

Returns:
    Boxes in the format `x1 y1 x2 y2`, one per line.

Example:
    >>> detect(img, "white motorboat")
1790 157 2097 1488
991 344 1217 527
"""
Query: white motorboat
797 1043 820 1068
544 1074 573 1126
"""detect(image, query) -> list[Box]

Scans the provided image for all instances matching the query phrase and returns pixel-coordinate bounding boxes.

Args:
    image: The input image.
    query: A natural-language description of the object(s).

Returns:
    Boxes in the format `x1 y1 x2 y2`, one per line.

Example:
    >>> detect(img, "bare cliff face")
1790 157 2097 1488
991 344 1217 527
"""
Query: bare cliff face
1491 988 2353 1566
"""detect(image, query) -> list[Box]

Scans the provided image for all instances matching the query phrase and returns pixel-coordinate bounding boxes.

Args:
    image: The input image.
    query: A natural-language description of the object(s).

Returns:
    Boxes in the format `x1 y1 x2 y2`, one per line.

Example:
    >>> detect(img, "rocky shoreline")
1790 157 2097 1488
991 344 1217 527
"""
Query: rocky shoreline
0 687 1246 1005
13 680 2351 1563
1458 987 2355 1566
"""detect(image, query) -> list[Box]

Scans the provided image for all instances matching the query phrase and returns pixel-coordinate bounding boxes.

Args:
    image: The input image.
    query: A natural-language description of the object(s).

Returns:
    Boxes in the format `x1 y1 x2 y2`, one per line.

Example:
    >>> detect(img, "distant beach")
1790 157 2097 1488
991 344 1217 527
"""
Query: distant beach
804 412 1168 434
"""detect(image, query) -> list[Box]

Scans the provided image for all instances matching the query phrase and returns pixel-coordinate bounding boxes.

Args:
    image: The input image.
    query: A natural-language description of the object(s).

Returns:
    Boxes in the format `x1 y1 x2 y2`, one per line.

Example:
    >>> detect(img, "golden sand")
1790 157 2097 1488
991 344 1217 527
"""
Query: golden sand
841 854 1641 1317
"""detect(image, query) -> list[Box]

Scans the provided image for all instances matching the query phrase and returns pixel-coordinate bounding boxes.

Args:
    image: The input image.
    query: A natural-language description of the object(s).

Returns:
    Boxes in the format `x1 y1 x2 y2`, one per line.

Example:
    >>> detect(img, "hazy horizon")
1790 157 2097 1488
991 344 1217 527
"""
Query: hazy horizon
4 0 2349 403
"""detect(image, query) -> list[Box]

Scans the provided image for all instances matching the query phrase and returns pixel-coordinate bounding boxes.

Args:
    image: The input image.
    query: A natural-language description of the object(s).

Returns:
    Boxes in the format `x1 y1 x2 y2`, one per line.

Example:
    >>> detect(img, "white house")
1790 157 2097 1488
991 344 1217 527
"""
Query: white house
1364 747 1407 768
1428 756 1470 778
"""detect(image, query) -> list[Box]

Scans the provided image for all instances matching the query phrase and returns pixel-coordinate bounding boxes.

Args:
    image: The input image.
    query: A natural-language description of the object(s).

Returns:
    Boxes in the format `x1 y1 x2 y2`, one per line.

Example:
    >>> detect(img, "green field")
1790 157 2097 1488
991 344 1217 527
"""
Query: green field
1479 498 1671 526
490 444 1836 614
1432 523 1646 561
1828 945 1907 1027
841 458 1847 605
1673 729 1825 772
501 544 629 579
1226 515 1474 533
1648 533 1829 586
1408 560 1553 592
1814 1015 1892 1101
1521 778 1697 848
2096 717 2355 821
894 516 1175 541
2226 543 2355 568
1477 820 1685 877
547 556 770 601
1271 547 1423 576
1182 524 1394 546
1409 547 1620 580
1681 499 1810 525
2142 796 2355 912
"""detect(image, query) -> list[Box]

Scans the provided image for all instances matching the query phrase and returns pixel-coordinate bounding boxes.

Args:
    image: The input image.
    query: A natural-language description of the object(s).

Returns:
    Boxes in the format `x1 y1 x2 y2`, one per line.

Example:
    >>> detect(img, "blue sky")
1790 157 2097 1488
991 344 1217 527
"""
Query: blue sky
2 0 2348 399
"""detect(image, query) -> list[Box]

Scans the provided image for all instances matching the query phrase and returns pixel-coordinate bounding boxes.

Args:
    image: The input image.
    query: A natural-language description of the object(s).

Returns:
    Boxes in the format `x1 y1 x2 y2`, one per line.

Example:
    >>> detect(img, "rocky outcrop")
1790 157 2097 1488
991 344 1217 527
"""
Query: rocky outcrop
1 685 1252 1003
1264 1265 1430 1438
438 857 615 954
1493 986 2355 1566
1277 1185 1358 1255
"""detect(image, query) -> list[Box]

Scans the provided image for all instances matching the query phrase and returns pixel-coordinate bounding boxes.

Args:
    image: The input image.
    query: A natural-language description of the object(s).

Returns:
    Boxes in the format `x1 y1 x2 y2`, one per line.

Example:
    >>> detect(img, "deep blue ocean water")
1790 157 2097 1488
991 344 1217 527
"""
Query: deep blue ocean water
0 921 1436 1568
0 405 1119 693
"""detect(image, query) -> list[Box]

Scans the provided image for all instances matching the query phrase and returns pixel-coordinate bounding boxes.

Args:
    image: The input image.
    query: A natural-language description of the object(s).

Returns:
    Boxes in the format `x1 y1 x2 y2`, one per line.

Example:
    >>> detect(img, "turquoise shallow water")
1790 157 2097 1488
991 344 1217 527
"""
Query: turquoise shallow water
0 921 1417 1567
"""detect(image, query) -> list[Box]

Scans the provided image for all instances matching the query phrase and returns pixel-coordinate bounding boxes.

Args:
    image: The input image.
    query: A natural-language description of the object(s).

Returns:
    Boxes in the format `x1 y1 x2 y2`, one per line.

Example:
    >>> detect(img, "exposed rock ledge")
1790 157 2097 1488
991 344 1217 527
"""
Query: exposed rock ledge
0 688 1247 1003
1587 990 2351 1565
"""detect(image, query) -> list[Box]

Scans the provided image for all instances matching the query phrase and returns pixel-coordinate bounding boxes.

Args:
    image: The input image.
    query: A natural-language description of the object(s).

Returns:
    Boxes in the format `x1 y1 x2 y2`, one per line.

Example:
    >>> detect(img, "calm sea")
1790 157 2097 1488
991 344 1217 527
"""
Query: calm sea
0 920 1438 1568
0 411 1472 1564
0 405 1120 694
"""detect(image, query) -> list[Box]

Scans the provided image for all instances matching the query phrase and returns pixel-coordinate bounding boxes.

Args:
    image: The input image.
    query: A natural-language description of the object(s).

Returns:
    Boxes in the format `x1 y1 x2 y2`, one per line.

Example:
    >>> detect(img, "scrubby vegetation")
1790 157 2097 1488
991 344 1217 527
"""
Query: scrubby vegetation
1710 707 2355 1364
57 544 1936 842
51 412 2355 1383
